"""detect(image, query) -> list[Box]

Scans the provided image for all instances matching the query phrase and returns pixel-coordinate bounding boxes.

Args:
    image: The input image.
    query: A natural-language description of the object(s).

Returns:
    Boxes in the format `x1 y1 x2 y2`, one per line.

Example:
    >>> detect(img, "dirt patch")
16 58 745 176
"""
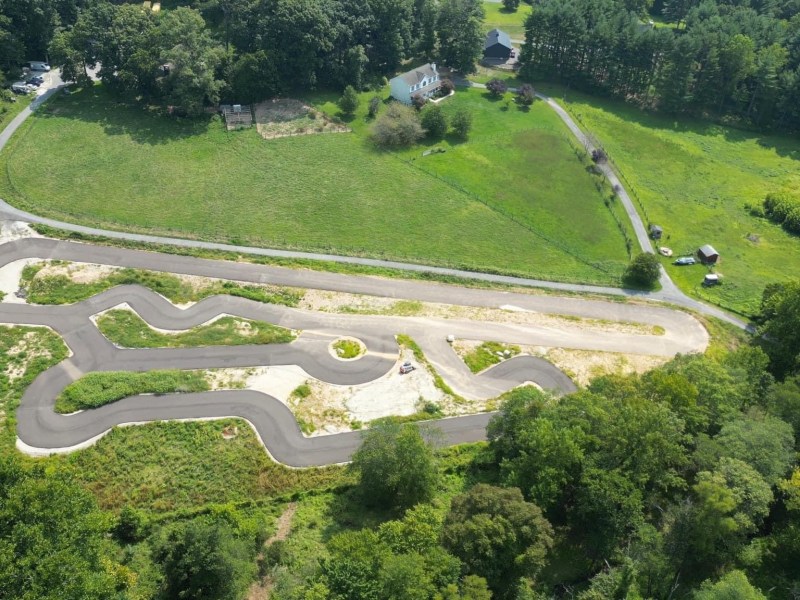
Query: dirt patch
451 339 667 388
37 261 118 284
300 289 657 335
254 98 350 139
247 503 298 600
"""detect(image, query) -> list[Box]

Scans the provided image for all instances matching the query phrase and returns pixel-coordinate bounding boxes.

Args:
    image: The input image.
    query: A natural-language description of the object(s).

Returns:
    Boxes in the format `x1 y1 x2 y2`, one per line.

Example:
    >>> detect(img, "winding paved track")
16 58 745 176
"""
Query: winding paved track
1 237 708 465
0 73 731 466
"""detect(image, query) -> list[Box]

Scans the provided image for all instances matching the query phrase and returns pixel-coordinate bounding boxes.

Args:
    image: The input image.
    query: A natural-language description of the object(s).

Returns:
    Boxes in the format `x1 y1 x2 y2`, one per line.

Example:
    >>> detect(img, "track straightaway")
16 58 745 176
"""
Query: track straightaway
0 238 709 466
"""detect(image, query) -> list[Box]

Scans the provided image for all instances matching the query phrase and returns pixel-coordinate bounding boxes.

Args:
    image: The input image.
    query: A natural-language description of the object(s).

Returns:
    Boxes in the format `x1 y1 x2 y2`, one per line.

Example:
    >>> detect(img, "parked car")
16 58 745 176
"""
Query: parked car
399 361 416 375
28 61 50 72
673 256 696 266
11 82 31 94
27 75 44 86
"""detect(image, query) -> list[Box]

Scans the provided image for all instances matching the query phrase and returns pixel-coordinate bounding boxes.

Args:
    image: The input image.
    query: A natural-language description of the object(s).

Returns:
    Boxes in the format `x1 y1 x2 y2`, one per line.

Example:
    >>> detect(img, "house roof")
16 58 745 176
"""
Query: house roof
394 63 439 87
698 244 718 257
485 28 512 51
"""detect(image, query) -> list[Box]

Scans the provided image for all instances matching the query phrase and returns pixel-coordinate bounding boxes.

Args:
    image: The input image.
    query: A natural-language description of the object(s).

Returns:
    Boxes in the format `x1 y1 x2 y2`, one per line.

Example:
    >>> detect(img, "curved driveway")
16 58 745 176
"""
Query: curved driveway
0 238 709 465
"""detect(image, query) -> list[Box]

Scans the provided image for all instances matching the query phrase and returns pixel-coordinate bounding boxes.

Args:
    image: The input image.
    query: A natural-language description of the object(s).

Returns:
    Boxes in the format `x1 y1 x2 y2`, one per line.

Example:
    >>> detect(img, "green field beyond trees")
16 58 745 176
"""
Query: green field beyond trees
556 89 800 315
0 86 629 285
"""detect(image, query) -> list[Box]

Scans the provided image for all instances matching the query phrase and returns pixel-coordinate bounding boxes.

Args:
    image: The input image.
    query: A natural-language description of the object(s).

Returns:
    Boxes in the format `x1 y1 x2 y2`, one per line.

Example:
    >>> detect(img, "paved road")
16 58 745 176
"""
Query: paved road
1 237 709 465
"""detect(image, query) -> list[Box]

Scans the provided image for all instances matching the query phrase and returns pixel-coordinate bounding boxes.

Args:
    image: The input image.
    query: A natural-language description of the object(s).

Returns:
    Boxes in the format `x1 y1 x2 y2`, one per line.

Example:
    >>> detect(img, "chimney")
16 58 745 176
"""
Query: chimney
431 62 436 73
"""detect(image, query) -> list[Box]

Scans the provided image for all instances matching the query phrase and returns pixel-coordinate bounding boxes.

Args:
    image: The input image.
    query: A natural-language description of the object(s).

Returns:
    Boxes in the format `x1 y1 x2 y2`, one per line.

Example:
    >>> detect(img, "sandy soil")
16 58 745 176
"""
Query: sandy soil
0 222 42 303
299 289 657 336
451 338 668 388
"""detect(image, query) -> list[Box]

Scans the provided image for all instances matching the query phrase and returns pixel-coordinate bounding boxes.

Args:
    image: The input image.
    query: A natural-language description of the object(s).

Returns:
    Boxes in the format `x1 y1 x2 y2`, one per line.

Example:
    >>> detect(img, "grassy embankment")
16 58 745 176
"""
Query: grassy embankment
1 84 630 286
463 341 521 373
331 338 363 359
21 262 302 306
97 309 295 348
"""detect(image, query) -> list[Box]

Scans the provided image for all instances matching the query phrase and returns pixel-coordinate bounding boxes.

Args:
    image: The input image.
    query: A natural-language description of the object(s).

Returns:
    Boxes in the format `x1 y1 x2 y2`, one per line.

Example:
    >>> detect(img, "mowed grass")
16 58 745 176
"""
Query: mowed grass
97 309 295 348
1 85 627 285
482 1 531 37
554 87 800 315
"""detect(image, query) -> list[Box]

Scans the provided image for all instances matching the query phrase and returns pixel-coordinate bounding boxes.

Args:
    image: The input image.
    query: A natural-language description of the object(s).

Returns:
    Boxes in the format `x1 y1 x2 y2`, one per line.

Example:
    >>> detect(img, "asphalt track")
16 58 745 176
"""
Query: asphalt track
0 237 709 466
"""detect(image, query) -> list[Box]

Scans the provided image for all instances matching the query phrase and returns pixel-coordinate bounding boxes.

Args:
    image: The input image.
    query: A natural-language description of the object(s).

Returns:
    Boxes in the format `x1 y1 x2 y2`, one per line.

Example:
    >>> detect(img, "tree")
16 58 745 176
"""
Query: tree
451 109 472 138
351 421 439 509
441 484 553 595
338 84 360 115
486 78 508 97
372 102 424 147
228 50 279 103
573 468 645 558
766 375 800 443
713 414 795 485
502 0 520 10
758 281 800 379
516 83 535 106
153 517 255 600
437 0 485 74
693 570 767 600
0 457 127 600
368 95 382 118
421 104 448 138
439 77 455 96
624 252 661 287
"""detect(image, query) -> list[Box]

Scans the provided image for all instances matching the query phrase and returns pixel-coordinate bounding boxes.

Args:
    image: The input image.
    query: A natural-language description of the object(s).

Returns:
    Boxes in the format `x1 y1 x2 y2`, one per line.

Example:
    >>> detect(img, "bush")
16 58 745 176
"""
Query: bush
411 94 427 110
451 109 472 138
516 83 535 106
502 0 520 9
372 103 424 148
439 78 455 96
368 95 381 118
763 191 800 233
486 78 508 97
592 148 608 164
624 252 661 288
421 104 448 138
338 85 360 115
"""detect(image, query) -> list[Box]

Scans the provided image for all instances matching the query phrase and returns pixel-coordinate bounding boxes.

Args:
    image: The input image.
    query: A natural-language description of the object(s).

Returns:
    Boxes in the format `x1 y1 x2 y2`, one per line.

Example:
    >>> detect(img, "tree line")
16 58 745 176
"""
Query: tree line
518 0 800 130
1 0 486 115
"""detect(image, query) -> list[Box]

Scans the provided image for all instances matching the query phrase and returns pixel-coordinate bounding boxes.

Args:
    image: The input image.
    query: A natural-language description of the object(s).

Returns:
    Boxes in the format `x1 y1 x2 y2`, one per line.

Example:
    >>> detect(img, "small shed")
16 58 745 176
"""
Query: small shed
697 244 720 264
484 29 513 60
649 224 663 240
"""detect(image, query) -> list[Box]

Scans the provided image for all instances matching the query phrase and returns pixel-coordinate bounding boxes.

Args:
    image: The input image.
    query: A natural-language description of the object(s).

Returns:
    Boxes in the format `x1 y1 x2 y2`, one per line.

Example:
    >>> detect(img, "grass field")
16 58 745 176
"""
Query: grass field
97 309 295 348
0 94 32 132
482 1 531 37
546 86 800 315
1 85 629 285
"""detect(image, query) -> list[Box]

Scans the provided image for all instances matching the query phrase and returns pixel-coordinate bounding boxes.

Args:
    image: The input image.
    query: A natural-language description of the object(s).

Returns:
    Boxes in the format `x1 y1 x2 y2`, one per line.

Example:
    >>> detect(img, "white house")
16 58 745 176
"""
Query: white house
389 63 441 105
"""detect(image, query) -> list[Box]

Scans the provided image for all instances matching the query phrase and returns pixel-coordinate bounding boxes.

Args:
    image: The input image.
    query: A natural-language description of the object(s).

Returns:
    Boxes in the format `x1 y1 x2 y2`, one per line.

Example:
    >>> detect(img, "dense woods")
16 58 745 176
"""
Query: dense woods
519 0 800 130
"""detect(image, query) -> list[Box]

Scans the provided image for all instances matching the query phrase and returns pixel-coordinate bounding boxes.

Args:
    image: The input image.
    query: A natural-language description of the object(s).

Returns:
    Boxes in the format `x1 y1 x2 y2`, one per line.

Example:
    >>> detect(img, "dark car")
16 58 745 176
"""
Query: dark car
27 75 44 86
673 256 696 266
399 361 416 375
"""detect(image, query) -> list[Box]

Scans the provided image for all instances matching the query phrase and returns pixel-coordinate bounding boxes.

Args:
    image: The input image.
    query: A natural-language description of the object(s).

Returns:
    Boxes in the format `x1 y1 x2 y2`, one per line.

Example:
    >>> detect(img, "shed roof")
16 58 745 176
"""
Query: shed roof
698 244 719 257
485 28 513 51
650 224 663 233
394 63 438 87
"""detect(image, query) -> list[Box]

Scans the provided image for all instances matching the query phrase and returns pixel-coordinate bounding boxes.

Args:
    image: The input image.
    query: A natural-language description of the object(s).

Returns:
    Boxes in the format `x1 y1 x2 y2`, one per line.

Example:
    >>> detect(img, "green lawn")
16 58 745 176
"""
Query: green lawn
546 86 800 316
0 94 33 132
1 84 629 285
482 1 531 38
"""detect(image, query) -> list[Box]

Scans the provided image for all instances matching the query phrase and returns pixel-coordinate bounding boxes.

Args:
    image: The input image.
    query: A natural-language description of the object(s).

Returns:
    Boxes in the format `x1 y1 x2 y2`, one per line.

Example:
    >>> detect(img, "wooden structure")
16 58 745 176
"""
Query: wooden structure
220 104 253 130
697 244 720 264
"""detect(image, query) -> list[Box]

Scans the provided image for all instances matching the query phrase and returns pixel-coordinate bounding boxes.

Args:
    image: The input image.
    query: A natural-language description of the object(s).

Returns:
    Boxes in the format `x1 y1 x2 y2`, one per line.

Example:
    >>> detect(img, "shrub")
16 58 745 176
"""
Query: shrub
592 148 608 164
368 95 381 118
486 78 508 97
421 104 448 138
516 83 535 106
439 78 455 96
624 252 661 288
372 103 424 148
451 109 472 138
411 94 427 110
338 85 359 115
502 0 520 9
763 191 800 233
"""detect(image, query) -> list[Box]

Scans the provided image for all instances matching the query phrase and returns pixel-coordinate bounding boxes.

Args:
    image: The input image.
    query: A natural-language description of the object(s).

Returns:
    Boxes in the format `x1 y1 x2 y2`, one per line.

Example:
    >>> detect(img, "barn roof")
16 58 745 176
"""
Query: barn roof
698 244 718 257
485 28 513 51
